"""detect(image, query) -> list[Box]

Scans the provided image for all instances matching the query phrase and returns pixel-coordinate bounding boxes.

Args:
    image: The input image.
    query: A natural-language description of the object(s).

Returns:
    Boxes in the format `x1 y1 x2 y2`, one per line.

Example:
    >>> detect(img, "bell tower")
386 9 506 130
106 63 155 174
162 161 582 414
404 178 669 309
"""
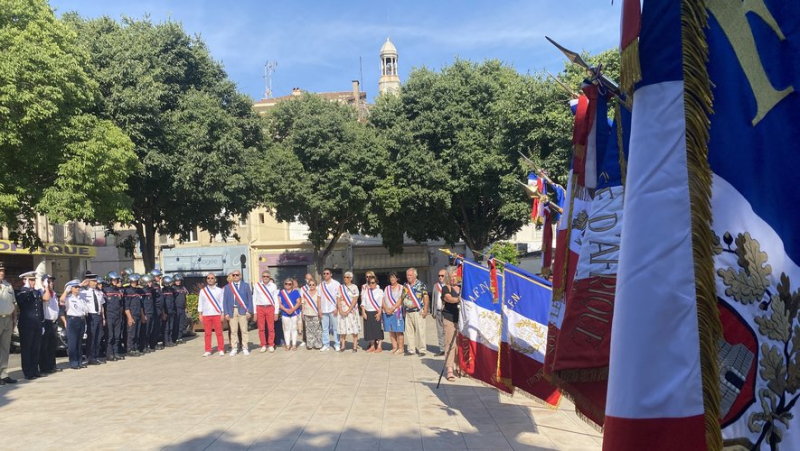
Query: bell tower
378 38 400 95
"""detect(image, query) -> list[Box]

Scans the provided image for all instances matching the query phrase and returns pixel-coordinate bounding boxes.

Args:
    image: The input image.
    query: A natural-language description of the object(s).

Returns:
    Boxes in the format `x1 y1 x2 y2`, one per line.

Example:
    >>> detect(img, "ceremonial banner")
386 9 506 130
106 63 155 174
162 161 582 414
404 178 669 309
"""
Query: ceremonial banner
458 260 511 393
606 1 799 450
500 264 561 406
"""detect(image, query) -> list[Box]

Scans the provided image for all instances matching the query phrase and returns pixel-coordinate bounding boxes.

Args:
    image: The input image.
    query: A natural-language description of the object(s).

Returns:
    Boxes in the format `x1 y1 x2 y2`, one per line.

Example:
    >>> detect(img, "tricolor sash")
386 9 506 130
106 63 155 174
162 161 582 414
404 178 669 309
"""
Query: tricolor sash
321 282 338 308
366 288 381 311
229 283 248 312
385 285 402 318
279 289 295 313
202 287 222 314
257 282 277 307
436 282 444 294
404 283 422 309
301 288 318 315
339 285 353 310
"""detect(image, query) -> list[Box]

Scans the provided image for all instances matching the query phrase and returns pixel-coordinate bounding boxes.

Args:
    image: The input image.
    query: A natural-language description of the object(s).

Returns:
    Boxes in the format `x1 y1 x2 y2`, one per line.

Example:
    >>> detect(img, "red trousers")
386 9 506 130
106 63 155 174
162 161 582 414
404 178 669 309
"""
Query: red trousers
256 305 276 347
202 315 224 352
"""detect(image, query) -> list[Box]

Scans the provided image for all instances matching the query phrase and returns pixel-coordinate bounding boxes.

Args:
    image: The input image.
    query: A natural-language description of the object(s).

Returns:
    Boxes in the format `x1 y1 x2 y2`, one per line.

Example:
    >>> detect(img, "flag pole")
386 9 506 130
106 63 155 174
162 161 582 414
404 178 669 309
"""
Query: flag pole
545 70 579 99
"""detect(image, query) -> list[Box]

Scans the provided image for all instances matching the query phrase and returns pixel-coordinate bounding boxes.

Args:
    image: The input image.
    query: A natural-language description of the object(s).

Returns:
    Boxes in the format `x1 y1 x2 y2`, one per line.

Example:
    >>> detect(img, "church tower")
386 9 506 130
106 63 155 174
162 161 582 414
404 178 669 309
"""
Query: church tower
378 38 400 95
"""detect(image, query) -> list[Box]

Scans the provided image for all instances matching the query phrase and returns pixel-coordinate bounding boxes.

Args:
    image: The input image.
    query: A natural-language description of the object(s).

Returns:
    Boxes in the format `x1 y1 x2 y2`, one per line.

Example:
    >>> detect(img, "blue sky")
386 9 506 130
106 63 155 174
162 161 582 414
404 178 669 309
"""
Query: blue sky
50 0 621 102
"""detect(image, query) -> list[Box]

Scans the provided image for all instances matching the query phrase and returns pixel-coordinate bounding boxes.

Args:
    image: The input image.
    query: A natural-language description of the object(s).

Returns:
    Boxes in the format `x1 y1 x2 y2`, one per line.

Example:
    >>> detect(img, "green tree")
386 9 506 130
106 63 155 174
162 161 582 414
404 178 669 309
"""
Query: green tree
370 59 531 257
261 93 387 274
0 0 137 246
68 15 264 270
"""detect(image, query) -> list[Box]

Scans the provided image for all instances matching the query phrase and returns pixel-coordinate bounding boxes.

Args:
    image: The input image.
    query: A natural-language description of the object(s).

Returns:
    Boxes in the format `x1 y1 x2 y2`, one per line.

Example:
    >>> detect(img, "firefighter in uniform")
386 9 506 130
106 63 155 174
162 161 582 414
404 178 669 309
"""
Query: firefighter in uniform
124 274 144 357
103 272 125 361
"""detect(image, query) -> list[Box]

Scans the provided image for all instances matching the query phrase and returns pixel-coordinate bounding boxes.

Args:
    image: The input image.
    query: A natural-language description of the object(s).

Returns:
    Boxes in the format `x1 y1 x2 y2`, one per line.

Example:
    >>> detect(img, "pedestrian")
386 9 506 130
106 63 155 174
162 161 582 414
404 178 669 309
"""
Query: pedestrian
39 274 60 373
253 270 278 353
161 276 176 347
382 272 405 355
223 270 253 356
62 279 87 370
123 274 144 357
401 267 429 356
300 279 322 350
432 268 447 356
278 278 301 351
361 276 384 353
337 271 360 353
140 274 155 353
172 274 189 343
0 263 17 385
149 269 165 350
103 272 125 361
80 270 105 365
442 270 462 381
16 270 47 379
199 273 225 357
318 268 341 352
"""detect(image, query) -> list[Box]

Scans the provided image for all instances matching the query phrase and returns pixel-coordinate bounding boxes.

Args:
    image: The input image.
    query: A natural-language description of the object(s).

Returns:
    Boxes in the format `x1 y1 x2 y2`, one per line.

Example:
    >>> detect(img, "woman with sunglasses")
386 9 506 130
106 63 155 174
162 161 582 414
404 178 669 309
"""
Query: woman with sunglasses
382 272 405 354
361 276 384 352
337 272 360 352
301 278 323 350
278 278 301 351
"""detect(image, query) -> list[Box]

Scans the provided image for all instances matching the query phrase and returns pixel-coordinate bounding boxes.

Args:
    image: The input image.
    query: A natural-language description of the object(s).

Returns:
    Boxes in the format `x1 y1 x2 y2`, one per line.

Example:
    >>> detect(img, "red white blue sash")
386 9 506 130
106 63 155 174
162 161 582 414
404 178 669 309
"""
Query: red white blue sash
257 282 277 307
279 289 295 313
202 287 222 314
339 285 353 309
366 288 381 311
301 288 318 315
321 282 338 308
229 283 248 312
404 283 422 309
436 282 444 294
385 286 402 318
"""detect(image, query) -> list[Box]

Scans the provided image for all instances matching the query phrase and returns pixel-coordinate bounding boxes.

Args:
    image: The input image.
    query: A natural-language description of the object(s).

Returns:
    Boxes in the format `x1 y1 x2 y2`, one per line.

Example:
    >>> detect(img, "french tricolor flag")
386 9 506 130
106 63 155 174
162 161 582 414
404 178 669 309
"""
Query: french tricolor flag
458 260 512 393
606 1 800 450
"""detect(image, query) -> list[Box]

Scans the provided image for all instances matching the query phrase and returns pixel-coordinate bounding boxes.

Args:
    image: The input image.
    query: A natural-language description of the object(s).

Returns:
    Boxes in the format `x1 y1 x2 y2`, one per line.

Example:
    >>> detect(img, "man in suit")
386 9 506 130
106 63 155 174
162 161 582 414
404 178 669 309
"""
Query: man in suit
222 270 253 356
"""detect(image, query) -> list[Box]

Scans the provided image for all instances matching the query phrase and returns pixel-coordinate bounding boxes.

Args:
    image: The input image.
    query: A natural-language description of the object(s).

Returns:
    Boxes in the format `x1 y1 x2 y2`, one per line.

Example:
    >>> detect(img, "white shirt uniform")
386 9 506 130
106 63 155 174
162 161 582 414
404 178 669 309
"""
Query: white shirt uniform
81 288 105 315
43 289 59 320
361 287 384 312
253 280 279 308
65 294 88 317
319 279 341 314
198 285 224 316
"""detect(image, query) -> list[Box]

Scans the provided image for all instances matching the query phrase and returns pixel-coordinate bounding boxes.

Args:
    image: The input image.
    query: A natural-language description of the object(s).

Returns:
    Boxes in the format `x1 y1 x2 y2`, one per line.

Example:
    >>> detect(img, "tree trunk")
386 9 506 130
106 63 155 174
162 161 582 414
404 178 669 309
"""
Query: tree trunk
135 221 157 272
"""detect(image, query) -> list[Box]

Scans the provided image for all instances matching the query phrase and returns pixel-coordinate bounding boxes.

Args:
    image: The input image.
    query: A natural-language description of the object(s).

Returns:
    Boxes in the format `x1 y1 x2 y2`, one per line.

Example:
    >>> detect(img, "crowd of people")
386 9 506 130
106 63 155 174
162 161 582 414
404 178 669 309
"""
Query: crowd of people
0 263 463 384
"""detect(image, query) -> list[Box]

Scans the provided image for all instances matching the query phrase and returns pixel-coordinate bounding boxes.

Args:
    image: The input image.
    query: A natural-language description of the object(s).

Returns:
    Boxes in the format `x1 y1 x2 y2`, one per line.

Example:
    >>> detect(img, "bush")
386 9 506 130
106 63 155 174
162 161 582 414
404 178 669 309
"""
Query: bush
186 294 199 325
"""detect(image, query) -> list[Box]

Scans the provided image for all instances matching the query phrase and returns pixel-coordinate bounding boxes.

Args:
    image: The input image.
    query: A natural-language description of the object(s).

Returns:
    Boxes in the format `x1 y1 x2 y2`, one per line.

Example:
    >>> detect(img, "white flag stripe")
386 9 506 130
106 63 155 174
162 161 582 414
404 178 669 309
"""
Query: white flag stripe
607 80 705 419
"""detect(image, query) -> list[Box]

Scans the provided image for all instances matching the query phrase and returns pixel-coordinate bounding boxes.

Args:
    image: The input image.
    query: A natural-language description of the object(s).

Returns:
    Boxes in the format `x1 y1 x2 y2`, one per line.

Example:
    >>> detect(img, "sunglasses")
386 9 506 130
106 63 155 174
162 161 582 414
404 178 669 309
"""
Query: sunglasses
438 275 446 277
323 272 331 275
232 274 241 277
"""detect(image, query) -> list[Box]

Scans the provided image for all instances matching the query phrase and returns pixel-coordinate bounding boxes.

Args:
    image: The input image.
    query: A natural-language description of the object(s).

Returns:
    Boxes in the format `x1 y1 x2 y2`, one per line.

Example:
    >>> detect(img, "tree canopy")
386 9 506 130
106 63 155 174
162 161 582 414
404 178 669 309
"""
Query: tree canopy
0 0 137 246
67 15 265 270
261 93 387 274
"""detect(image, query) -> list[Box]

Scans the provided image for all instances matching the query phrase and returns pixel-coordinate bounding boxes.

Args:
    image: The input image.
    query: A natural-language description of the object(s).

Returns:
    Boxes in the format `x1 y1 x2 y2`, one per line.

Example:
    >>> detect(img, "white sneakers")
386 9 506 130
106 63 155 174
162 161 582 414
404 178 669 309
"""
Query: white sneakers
218 351 225 356
230 350 238 357
334 345 341 352
320 346 330 352
202 351 212 357
268 346 275 353
242 349 250 356
260 346 267 353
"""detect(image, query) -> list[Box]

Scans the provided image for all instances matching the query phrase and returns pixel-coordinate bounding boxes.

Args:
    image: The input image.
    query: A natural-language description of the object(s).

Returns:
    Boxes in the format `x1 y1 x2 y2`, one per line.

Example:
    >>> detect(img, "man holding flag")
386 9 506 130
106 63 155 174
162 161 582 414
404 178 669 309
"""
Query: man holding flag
198 273 225 357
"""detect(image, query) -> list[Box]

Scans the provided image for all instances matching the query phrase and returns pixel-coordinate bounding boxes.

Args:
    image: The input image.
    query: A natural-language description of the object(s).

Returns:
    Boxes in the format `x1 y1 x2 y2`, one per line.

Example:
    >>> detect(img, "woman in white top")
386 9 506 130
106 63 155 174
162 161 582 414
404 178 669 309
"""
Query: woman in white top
337 272 360 353
62 280 87 369
361 276 385 352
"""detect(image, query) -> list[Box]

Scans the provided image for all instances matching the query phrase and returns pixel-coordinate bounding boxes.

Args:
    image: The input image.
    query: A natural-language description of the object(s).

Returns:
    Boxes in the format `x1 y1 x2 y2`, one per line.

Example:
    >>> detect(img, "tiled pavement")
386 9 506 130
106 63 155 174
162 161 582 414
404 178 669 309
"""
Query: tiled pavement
0 318 602 450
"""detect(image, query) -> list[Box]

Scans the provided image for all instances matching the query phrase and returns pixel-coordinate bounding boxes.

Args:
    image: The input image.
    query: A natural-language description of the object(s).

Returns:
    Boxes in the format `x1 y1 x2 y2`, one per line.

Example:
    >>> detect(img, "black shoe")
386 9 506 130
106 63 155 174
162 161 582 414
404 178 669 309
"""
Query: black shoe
2 377 17 384
71 366 81 370
98 359 107 364
79 364 88 368
107 356 117 362
118 355 125 360
24 375 37 380
35 372 46 377
435 351 446 357
88 360 101 366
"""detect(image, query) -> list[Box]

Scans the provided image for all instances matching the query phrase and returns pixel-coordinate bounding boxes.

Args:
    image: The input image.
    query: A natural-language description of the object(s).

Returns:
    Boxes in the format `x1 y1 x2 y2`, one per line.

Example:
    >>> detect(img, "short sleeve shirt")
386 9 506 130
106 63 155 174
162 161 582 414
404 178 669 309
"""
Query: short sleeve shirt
402 280 428 309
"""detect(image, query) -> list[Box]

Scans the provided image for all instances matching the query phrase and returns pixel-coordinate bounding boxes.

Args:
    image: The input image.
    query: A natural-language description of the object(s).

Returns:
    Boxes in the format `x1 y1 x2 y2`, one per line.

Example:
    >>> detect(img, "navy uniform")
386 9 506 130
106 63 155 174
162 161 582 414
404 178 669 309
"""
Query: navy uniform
149 280 164 350
80 271 105 365
139 275 155 353
103 272 125 361
16 271 45 379
39 275 60 374
172 275 189 343
124 275 144 356
161 276 176 347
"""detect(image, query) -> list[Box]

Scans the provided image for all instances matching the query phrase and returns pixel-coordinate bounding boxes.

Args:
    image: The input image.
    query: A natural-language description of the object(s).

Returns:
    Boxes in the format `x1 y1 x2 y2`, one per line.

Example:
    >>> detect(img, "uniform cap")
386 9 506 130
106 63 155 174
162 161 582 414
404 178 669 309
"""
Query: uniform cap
64 279 81 289
19 270 36 279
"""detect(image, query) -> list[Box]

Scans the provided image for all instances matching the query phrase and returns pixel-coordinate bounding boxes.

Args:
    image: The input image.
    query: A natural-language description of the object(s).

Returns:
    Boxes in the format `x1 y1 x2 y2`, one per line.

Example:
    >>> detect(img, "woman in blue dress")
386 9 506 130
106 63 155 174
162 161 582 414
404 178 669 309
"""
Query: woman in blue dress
382 272 405 355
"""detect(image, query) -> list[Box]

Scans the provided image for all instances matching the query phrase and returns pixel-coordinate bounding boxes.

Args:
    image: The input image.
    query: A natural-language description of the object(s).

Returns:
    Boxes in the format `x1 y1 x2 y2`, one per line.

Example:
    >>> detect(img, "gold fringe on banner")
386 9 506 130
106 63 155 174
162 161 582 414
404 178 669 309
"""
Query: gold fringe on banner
552 367 609 383
619 39 642 96
681 0 722 450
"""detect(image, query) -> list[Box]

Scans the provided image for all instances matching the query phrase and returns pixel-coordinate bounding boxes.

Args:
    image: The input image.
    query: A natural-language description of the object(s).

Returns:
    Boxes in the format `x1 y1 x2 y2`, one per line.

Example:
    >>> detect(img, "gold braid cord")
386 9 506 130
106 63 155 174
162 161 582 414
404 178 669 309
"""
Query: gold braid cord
615 103 628 188
620 38 642 97
681 0 723 449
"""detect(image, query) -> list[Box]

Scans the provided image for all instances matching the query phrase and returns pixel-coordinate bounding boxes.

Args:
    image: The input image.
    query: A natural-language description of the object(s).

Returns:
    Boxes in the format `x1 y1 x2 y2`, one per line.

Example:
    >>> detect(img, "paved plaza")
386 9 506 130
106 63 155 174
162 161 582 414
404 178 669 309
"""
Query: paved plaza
0 319 602 450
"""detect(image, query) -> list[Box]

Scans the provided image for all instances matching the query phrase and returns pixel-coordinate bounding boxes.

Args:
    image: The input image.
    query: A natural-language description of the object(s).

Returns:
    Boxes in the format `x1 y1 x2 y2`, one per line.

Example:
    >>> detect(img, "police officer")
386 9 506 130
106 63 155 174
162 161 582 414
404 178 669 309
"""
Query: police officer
140 274 156 353
118 268 134 353
124 274 144 357
16 270 47 379
62 279 87 370
149 269 165 350
172 274 189 344
81 270 105 365
161 276 176 347
103 272 125 361
39 274 61 374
